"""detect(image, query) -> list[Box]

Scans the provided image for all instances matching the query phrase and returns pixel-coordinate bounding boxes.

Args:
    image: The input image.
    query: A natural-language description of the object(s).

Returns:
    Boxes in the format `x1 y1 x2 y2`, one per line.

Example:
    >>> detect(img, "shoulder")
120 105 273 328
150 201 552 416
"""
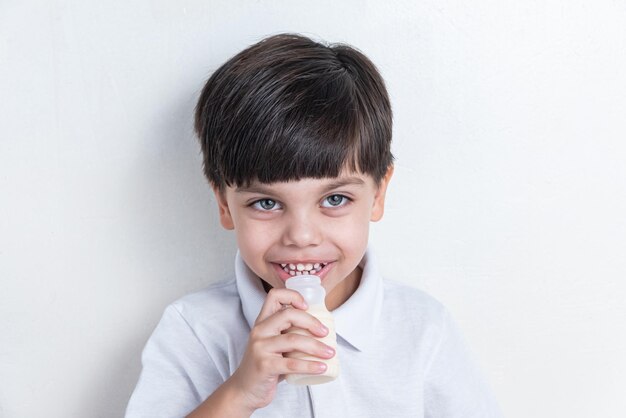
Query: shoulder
380 277 449 341
166 277 243 333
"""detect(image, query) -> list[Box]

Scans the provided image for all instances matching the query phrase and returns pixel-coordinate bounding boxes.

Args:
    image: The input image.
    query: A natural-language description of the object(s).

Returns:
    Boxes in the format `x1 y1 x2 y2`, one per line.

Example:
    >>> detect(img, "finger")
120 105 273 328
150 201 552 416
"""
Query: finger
256 288 308 324
275 357 328 377
265 333 336 359
255 307 328 339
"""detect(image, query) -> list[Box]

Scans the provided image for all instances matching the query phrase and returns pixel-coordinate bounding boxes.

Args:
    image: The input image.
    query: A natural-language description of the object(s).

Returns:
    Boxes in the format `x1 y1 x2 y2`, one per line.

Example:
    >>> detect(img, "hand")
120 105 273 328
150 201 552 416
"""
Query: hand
227 288 335 411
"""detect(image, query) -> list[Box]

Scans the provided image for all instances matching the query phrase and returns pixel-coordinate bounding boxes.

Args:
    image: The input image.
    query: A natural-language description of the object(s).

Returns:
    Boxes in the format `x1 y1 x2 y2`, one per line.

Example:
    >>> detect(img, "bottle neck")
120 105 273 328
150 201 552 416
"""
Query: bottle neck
286 275 326 306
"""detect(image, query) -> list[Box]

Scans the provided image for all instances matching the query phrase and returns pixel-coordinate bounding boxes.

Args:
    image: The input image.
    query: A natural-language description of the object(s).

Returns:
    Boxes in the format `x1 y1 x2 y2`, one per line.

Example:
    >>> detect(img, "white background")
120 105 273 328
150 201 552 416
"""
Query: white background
1 1 625 417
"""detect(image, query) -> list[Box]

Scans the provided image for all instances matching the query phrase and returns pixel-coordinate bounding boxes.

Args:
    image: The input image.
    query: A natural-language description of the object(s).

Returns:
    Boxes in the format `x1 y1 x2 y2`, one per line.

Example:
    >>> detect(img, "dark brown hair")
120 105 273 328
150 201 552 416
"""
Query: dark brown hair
194 33 394 193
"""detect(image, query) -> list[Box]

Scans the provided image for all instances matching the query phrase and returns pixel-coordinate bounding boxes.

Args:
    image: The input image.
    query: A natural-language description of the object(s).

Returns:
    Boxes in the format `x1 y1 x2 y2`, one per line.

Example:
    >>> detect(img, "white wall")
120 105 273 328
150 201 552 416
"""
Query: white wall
1 1 625 417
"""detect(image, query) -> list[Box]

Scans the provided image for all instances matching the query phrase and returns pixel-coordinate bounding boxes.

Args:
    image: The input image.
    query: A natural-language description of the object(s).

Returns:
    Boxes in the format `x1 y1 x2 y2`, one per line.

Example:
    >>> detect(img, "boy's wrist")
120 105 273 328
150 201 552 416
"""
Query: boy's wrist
221 376 258 417
186 377 256 418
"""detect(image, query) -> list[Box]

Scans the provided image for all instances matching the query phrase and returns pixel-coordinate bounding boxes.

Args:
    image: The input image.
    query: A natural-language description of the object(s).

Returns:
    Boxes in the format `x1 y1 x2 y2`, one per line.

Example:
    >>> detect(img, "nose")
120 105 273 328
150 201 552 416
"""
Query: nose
281 211 323 248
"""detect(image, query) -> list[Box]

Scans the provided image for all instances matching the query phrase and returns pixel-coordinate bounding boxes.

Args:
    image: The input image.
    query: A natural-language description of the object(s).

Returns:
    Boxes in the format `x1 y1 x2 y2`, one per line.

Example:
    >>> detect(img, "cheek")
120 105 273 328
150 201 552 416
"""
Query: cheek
329 210 371 245
235 218 278 251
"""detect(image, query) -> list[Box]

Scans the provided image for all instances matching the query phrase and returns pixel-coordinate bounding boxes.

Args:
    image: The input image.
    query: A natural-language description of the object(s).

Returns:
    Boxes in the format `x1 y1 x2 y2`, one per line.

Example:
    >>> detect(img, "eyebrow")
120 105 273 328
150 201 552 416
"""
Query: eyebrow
235 177 366 194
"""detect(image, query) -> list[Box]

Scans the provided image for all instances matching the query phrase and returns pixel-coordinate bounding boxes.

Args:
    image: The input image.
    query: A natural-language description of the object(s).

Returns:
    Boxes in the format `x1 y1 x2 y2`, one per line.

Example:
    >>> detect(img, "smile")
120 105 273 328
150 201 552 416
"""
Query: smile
280 262 328 276
272 261 335 282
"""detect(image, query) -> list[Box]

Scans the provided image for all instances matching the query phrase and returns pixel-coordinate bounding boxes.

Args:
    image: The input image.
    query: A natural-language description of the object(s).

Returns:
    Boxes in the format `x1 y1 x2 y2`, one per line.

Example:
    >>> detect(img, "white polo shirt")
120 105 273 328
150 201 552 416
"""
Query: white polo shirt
125 248 502 417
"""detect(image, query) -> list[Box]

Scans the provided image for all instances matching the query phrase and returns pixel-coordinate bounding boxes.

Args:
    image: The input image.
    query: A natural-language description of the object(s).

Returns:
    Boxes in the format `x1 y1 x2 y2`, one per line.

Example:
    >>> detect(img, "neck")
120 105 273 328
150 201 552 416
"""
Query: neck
261 279 272 294
325 266 362 311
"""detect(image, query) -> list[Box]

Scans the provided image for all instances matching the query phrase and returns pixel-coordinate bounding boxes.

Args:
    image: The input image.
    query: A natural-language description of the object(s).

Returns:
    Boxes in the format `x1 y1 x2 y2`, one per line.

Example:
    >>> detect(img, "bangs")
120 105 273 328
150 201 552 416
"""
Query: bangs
219 70 363 188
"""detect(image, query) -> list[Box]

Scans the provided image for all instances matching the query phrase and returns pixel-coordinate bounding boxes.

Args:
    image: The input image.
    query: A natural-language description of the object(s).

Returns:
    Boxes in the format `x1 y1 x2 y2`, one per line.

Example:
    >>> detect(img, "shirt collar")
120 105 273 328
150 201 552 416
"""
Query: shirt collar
235 246 384 352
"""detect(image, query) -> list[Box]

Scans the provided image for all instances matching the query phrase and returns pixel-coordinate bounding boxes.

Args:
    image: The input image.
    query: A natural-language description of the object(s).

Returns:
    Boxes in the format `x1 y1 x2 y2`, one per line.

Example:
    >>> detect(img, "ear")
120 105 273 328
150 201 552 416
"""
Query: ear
370 165 394 222
211 185 235 230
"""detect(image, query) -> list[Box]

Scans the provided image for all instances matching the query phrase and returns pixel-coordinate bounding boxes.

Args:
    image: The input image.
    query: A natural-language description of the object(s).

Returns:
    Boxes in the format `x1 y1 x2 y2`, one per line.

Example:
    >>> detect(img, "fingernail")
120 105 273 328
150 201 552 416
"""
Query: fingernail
317 362 327 371
319 324 329 334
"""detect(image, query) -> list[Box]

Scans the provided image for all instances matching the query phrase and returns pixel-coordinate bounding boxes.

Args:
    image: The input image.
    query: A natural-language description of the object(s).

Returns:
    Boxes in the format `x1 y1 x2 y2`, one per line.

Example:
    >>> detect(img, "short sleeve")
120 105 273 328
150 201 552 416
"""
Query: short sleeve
424 309 503 418
125 304 225 418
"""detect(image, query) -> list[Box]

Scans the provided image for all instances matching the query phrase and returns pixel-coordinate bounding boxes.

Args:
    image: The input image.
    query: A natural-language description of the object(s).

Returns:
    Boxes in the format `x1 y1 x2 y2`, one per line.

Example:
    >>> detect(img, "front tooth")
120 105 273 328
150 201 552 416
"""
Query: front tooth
296 271 302 275
289 270 295 276
304 263 313 271
289 264 296 270
296 264 305 271
314 263 320 269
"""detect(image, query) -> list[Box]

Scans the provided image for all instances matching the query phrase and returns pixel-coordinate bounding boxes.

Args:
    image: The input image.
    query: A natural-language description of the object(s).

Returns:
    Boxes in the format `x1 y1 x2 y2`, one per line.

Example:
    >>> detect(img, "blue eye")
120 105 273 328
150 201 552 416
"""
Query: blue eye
322 194 351 208
251 199 281 211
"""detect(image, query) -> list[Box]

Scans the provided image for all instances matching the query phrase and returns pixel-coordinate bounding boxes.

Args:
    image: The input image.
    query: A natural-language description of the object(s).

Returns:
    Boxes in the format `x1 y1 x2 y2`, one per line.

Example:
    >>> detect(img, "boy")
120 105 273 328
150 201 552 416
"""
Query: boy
126 33 502 417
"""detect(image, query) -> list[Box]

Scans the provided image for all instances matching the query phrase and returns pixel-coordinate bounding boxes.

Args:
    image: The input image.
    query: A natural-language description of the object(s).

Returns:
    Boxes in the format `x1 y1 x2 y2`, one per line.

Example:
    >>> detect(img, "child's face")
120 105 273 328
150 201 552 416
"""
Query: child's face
212 166 393 310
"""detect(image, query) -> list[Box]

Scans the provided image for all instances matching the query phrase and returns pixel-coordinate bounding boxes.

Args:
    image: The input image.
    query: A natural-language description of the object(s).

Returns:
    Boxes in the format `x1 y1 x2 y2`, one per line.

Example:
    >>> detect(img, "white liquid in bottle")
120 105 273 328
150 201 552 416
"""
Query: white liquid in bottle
284 275 339 385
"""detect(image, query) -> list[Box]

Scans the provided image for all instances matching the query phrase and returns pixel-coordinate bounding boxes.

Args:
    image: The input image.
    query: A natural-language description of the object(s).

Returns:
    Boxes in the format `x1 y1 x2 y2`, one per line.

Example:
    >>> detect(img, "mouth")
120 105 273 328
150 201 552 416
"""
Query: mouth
271 261 335 282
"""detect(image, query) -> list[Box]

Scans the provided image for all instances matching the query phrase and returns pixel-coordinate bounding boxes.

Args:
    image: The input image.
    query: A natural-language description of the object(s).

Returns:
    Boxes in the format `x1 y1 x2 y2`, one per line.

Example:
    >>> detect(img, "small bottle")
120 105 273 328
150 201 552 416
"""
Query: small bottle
284 275 339 385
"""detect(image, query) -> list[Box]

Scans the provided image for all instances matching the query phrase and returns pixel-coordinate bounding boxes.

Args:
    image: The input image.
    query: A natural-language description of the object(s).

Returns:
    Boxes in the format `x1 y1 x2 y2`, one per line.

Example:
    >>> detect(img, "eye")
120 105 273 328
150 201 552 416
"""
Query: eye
250 198 282 212
321 194 351 208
